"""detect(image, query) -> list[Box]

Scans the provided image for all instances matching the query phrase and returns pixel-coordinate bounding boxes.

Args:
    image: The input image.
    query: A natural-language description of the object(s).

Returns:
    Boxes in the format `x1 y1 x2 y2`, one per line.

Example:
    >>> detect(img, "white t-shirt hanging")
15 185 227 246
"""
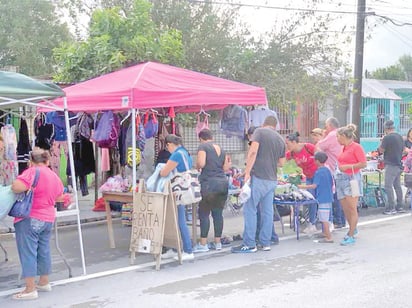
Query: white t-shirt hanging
249 107 280 130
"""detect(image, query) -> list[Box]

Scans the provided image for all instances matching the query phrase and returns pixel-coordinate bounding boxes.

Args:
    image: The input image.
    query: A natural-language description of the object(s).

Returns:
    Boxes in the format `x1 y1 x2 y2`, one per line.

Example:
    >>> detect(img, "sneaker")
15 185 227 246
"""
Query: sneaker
193 243 209 253
396 208 407 213
161 249 177 259
383 210 395 215
302 224 317 235
344 228 359 240
257 244 271 251
231 244 257 253
174 252 194 261
340 236 356 246
36 283 52 292
215 242 222 250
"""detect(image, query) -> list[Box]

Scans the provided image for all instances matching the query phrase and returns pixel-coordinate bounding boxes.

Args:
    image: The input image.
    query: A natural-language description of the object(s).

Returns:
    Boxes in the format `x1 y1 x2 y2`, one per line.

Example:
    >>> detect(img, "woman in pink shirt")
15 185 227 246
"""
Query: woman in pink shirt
11 148 64 300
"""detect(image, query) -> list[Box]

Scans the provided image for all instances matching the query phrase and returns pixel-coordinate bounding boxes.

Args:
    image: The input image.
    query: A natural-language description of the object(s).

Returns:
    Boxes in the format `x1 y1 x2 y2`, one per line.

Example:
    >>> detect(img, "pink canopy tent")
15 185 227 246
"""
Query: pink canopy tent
42 62 268 204
48 61 267 112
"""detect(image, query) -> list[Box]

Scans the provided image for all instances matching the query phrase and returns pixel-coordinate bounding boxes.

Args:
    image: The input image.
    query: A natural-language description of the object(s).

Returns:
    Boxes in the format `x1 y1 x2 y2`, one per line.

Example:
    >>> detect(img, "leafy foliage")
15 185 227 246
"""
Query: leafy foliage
150 0 350 111
399 55 412 81
368 54 412 81
53 0 184 82
0 0 72 76
367 64 405 80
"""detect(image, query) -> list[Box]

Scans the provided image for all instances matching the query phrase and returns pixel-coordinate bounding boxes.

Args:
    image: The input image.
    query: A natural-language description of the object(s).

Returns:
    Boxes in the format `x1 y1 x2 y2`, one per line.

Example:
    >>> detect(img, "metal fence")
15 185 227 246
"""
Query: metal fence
360 97 412 138
182 121 246 155
182 102 320 155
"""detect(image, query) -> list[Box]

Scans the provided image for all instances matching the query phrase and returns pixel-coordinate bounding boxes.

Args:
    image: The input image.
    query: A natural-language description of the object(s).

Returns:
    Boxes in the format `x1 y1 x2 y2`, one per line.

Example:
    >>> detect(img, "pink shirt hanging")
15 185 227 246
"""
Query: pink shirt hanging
196 114 209 136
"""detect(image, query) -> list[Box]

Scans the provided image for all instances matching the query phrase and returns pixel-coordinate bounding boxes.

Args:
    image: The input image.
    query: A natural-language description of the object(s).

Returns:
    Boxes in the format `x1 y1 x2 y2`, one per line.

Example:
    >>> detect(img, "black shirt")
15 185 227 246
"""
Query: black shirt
381 132 404 167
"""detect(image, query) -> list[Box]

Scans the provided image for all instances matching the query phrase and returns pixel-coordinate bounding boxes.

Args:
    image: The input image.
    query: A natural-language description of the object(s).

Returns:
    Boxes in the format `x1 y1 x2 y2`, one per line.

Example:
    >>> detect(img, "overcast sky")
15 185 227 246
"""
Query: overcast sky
236 0 412 71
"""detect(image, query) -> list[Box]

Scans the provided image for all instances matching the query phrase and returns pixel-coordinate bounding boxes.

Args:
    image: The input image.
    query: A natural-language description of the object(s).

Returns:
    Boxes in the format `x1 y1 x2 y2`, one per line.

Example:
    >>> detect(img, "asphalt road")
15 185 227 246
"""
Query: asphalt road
0 212 411 308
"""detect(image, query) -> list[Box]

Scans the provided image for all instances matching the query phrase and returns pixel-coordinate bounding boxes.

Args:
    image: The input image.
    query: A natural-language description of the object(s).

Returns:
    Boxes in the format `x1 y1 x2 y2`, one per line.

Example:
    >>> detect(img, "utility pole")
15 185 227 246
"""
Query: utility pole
351 0 366 130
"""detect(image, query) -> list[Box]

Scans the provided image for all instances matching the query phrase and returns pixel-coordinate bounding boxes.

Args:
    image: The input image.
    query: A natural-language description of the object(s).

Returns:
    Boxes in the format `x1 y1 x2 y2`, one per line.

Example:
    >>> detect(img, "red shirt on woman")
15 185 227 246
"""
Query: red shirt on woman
286 143 317 179
337 142 367 175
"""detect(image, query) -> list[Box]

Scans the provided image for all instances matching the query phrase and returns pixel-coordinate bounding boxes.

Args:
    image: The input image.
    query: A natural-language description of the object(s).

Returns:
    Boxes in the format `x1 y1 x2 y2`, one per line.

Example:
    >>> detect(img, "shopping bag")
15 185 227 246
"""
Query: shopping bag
9 190 35 218
0 186 16 220
171 170 202 205
9 168 40 218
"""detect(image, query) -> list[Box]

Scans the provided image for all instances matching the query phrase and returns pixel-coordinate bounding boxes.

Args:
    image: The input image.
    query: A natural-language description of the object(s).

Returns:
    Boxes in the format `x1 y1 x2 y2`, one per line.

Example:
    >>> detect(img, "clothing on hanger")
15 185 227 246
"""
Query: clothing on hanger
248 106 280 130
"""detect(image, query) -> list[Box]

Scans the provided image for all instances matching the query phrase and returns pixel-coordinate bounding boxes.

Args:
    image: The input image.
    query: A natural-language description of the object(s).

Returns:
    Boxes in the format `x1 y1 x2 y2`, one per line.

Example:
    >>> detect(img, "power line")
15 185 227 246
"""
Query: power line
382 23 412 49
371 13 412 26
189 0 359 15
189 1 412 27
370 0 412 11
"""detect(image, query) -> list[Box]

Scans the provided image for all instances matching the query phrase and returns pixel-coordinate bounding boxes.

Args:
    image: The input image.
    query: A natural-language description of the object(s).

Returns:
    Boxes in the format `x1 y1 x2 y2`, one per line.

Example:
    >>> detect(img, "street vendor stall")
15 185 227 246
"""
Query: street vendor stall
0 70 86 275
41 61 267 263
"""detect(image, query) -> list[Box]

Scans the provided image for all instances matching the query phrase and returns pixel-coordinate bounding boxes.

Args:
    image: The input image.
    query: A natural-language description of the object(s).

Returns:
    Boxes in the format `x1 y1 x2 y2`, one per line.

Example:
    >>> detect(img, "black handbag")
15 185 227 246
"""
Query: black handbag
9 168 40 218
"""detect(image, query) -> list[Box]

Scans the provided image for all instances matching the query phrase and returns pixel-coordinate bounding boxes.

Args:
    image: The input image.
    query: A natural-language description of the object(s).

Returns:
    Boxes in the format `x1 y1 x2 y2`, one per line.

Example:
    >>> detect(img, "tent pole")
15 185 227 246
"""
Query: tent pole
63 97 87 275
132 108 137 192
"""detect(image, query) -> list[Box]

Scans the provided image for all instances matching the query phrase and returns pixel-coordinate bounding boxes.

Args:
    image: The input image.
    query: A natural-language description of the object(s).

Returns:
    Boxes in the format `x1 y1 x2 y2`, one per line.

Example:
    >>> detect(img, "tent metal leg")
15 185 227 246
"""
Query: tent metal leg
54 223 72 278
0 242 8 262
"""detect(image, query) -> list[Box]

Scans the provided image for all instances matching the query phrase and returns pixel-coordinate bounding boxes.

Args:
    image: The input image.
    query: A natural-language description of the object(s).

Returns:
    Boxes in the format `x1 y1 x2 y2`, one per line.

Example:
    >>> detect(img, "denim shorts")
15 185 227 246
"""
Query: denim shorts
335 172 363 200
14 218 53 278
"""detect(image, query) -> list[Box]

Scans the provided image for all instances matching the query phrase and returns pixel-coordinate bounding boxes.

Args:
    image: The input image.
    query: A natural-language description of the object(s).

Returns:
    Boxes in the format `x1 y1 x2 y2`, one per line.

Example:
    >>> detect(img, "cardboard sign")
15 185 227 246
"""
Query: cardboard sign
129 180 181 270
130 190 167 255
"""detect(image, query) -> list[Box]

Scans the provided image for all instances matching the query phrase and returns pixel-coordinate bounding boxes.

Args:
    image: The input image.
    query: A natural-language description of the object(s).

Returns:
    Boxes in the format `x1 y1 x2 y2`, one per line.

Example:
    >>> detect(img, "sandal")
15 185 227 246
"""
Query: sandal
12 290 38 300
318 239 334 244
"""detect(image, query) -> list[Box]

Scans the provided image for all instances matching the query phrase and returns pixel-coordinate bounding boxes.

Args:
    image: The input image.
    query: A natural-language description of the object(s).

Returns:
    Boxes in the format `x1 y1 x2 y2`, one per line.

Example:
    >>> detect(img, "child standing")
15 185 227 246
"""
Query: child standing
298 151 334 243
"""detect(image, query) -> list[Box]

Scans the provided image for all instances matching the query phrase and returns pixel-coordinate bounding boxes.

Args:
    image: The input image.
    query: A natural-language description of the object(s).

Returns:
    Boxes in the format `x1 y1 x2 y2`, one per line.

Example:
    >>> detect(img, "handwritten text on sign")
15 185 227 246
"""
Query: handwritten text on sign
132 193 164 242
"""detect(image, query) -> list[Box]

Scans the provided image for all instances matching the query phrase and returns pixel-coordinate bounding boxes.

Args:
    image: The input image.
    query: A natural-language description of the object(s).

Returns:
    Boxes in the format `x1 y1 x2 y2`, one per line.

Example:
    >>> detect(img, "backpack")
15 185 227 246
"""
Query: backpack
93 111 120 148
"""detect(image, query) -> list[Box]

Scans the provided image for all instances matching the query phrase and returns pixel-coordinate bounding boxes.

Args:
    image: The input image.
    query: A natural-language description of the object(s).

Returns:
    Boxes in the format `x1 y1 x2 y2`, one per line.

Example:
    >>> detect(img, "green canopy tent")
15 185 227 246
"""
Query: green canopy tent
0 71 86 277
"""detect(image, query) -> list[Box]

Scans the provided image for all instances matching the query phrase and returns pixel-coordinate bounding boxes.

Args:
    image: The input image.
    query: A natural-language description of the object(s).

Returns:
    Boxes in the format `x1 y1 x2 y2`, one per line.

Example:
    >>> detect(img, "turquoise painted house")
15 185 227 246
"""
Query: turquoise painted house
360 79 412 152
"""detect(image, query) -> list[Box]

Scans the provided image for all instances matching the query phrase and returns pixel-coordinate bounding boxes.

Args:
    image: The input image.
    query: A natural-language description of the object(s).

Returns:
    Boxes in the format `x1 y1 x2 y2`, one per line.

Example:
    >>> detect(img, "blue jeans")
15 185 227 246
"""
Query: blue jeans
306 178 318 225
243 176 277 247
14 218 53 278
177 205 193 254
256 203 279 242
333 192 346 226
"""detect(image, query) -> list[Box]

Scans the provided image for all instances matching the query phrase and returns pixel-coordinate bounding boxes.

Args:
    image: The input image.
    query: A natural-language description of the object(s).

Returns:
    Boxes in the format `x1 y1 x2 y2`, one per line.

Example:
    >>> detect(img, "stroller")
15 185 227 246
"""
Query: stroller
404 173 412 210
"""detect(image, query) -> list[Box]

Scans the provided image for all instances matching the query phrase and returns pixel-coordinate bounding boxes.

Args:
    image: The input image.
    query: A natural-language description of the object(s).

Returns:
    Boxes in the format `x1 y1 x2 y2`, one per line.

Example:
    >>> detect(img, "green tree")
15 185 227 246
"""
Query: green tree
399 54 412 81
368 54 412 81
368 64 405 80
149 0 349 110
54 0 350 111
53 0 184 82
0 0 72 76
